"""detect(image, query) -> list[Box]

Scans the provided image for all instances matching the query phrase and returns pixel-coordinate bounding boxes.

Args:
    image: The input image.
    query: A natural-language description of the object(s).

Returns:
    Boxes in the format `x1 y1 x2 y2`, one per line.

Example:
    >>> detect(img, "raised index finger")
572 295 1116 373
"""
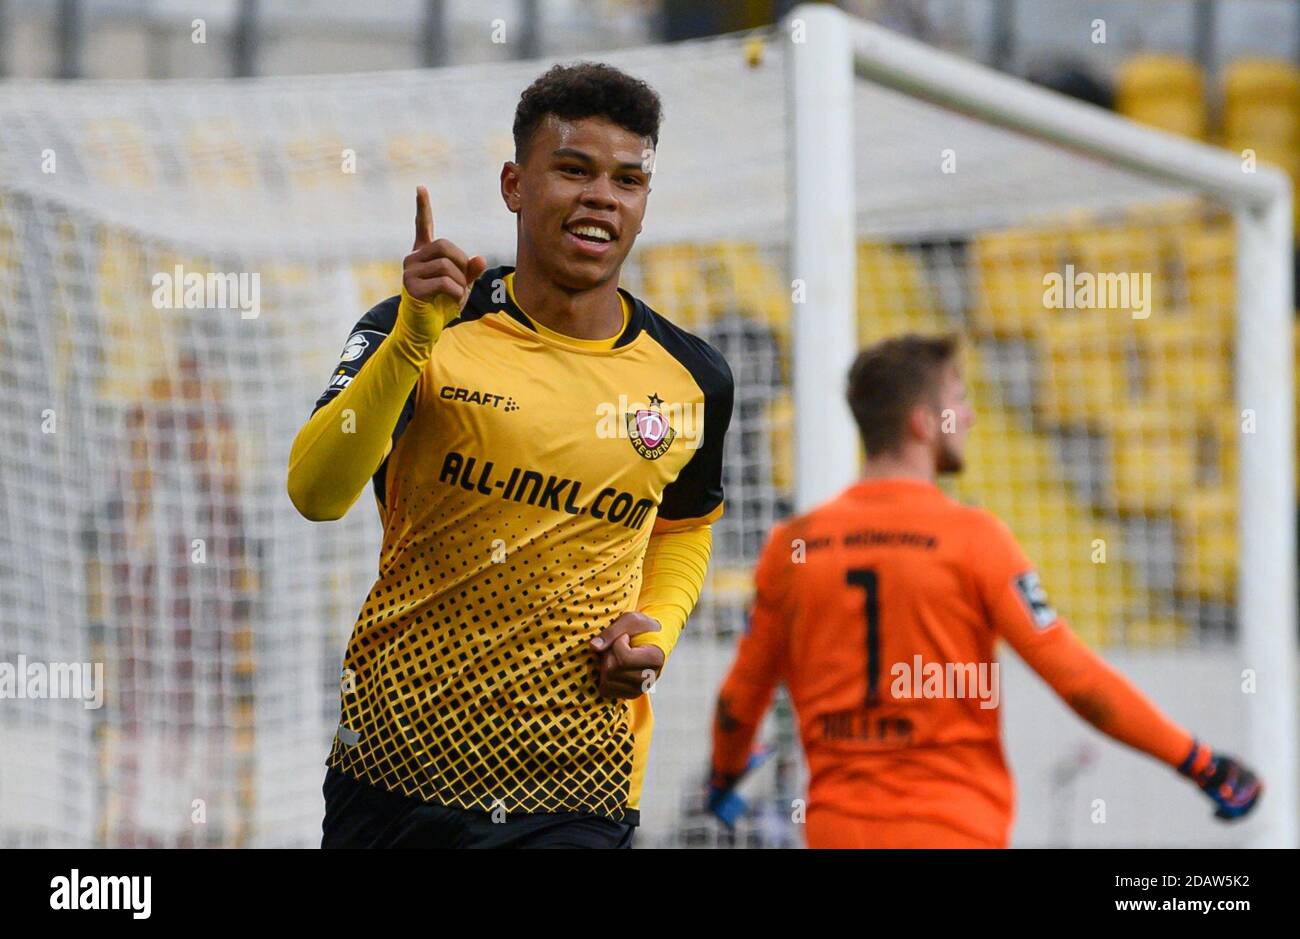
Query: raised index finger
413 185 434 249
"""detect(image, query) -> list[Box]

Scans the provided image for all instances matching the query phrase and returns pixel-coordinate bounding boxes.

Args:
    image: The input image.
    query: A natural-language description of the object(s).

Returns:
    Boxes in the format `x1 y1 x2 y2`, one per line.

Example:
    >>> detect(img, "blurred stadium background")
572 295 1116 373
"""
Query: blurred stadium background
0 0 1297 847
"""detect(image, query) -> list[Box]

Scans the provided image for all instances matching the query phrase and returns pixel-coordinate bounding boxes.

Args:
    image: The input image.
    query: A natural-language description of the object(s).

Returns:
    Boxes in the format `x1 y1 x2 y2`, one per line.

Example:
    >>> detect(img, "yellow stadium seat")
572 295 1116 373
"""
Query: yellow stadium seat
709 241 789 333
636 244 701 323
1122 614 1192 648
286 134 348 190
1068 223 1174 318
1195 409 1242 490
856 241 949 342
186 121 258 189
1223 59 1300 220
709 565 761 607
84 118 158 187
636 241 787 335
971 227 1074 336
954 360 1130 648
1105 404 1198 514
1035 313 1134 426
386 133 453 175
1223 58 1300 150
351 260 401 310
1070 223 1161 272
97 231 179 401
1175 483 1237 601
1178 222 1235 327
1139 314 1233 412
1116 55 1208 140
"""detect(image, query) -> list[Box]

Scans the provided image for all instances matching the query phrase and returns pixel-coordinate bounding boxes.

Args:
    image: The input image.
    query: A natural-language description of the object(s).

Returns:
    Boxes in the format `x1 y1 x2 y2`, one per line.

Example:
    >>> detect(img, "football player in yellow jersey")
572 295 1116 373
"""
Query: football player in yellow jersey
289 63 734 847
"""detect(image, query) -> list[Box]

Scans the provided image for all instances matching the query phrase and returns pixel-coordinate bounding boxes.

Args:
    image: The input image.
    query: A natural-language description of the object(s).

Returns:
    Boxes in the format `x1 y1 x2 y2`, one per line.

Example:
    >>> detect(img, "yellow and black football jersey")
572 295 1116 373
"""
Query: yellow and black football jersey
314 266 733 823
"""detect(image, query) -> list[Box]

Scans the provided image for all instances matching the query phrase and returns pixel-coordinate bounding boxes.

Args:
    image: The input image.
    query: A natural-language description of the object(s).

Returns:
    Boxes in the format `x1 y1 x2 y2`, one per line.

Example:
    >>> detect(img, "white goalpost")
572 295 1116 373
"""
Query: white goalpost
789 3 1296 847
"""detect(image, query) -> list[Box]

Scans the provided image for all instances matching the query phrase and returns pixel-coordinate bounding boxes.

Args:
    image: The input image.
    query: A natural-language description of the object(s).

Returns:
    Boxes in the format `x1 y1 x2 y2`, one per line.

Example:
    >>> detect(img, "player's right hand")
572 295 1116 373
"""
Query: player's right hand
1179 741 1263 821
401 185 488 329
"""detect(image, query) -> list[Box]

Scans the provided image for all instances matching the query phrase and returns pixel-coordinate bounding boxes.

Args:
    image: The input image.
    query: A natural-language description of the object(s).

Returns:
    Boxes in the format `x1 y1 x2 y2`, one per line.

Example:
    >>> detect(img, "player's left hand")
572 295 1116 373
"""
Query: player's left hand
1180 741 1264 821
591 612 665 699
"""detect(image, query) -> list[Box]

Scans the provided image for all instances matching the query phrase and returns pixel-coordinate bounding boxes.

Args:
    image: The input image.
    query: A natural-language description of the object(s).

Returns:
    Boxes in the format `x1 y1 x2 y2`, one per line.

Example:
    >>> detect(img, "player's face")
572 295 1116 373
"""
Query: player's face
934 362 974 475
504 115 652 291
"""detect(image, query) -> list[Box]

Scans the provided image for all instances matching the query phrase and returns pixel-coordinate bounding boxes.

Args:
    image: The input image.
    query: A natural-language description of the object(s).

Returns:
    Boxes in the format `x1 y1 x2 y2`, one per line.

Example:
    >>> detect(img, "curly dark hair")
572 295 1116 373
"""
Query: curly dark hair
513 62 663 161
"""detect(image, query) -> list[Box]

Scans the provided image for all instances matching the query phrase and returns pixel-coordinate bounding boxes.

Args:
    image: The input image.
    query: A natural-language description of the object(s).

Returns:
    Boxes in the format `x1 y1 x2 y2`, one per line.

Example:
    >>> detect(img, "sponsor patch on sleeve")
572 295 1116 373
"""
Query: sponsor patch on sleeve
1014 570 1058 629
313 329 389 412
340 332 370 362
330 330 388 380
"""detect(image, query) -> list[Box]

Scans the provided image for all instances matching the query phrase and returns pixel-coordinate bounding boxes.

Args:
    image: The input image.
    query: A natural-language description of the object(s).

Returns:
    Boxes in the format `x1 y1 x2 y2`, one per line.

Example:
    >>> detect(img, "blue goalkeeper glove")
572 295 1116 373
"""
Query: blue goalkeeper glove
707 747 774 830
1179 740 1263 821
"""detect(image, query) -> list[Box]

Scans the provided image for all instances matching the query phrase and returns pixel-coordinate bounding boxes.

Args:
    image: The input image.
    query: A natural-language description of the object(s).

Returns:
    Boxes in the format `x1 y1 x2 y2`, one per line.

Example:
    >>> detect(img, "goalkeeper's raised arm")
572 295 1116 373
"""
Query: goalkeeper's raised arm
973 513 1264 822
286 186 486 521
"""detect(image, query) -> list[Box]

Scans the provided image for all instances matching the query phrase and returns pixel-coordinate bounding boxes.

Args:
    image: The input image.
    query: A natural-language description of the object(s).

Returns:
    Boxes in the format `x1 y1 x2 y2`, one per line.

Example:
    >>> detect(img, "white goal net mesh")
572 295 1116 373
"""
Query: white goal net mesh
0 26 1277 847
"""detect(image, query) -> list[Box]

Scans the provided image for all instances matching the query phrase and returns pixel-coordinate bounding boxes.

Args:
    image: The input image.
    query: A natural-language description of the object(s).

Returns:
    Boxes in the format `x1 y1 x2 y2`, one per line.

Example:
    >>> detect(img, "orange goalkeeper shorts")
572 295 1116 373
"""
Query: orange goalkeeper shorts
805 807 1006 849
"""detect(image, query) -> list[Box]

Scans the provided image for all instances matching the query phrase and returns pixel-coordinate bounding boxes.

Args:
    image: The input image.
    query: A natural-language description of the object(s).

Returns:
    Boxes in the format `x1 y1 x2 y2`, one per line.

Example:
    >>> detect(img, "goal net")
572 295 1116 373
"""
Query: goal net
0 5 1292 847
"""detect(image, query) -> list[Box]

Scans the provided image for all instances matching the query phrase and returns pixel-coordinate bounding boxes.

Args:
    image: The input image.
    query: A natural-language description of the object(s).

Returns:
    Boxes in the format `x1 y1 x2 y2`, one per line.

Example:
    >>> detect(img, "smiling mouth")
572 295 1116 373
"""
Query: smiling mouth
565 223 616 244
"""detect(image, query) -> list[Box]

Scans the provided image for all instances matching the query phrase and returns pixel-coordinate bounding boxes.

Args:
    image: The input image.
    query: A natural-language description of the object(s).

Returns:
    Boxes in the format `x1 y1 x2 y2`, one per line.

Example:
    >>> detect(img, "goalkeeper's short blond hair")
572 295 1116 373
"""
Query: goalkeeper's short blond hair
846 333 960 457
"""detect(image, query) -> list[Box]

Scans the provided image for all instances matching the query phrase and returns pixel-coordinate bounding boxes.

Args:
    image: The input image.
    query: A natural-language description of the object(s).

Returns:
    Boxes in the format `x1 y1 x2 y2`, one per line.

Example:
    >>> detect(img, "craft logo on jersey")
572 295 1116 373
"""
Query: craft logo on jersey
626 392 676 460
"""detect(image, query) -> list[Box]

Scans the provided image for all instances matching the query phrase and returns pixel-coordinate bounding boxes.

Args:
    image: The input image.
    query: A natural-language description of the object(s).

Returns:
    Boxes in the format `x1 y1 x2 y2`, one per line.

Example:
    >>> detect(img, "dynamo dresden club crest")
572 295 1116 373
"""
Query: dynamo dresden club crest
626 398 677 460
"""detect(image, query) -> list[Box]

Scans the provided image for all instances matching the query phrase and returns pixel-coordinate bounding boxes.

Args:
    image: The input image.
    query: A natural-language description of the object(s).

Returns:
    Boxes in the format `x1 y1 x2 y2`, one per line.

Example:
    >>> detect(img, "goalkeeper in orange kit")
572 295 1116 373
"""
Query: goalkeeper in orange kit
710 334 1262 848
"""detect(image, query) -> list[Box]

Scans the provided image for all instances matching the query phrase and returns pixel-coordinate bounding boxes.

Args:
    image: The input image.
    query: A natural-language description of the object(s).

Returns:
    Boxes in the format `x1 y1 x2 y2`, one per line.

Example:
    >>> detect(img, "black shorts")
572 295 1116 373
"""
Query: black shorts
320 766 636 849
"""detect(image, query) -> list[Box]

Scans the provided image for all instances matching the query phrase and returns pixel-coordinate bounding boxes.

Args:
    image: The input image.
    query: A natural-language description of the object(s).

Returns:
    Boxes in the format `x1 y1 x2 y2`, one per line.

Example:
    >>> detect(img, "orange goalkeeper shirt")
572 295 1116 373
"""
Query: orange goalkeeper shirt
713 478 1196 846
